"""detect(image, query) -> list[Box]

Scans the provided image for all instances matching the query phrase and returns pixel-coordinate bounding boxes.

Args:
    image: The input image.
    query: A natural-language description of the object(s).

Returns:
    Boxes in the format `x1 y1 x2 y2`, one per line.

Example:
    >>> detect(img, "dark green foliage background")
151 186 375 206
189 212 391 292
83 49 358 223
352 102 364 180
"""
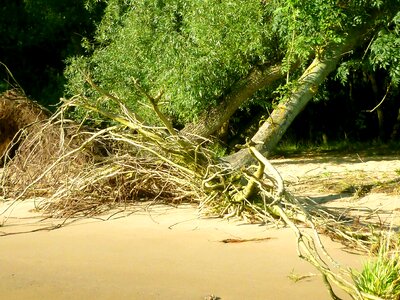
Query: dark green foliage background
0 0 104 106
1 0 399 144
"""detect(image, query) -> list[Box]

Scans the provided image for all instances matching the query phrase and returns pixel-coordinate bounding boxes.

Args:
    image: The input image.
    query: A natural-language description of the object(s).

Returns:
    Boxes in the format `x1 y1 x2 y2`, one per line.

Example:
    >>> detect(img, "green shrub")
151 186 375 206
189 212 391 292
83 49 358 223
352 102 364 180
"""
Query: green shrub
353 235 400 299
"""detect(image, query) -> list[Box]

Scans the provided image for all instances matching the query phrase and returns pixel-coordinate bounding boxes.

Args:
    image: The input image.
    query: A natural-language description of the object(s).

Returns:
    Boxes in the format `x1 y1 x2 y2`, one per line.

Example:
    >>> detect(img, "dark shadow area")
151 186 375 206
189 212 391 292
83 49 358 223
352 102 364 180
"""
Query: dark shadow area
302 193 353 204
0 0 105 107
272 154 400 166
297 176 400 205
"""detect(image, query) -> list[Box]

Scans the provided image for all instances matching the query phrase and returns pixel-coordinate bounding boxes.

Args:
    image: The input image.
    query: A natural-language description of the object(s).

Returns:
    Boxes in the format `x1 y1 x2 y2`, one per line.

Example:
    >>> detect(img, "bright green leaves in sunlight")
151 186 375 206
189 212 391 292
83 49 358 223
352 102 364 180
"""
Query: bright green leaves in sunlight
272 0 347 63
64 0 400 126
65 0 274 125
369 12 400 86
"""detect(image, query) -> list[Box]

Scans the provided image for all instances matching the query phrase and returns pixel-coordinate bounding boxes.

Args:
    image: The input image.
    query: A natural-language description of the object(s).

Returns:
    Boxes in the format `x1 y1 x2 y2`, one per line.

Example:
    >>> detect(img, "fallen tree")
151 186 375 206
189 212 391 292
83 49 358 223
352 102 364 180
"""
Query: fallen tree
1 92 396 299
1 1 400 299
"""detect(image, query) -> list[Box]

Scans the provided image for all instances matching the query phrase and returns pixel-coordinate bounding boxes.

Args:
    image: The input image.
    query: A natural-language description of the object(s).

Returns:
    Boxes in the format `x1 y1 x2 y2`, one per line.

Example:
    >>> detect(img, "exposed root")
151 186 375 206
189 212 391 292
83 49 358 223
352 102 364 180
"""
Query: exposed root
1 97 208 218
205 143 393 300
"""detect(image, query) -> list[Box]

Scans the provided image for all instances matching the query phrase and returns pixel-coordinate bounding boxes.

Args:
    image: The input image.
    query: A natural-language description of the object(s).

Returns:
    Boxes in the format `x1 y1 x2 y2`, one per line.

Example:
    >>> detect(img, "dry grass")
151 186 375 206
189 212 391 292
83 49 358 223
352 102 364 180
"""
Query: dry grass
1 101 207 218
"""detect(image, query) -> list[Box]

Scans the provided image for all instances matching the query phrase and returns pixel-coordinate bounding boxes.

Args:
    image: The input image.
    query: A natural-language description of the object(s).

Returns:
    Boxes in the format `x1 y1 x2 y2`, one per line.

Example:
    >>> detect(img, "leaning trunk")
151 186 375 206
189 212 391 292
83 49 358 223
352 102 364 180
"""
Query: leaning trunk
181 63 283 138
226 33 364 168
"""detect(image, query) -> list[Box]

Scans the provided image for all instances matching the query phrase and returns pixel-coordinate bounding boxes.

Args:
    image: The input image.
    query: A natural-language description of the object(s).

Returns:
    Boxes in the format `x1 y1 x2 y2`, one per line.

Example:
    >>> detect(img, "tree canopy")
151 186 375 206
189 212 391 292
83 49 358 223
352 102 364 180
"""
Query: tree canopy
63 0 400 153
1 0 400 151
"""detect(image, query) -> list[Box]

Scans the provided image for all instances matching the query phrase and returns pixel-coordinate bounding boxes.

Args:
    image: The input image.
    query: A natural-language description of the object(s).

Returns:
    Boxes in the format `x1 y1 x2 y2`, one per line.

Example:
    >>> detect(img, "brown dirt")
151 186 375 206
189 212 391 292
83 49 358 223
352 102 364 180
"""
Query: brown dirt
0 94 105 201
0 89 49 161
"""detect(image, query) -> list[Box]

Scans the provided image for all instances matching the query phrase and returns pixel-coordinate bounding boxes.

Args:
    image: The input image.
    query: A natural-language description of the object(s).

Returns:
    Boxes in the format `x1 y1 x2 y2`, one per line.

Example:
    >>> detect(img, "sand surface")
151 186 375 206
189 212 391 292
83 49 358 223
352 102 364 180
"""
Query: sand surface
0 203 361 300
1 153 399 300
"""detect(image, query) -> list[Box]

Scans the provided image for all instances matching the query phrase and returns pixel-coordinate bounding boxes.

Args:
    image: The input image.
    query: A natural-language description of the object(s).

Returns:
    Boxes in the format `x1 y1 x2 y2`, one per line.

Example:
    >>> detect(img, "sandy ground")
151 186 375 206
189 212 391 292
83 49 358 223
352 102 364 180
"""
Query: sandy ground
1 153 399 300
0 204 360 300
273 154 400 225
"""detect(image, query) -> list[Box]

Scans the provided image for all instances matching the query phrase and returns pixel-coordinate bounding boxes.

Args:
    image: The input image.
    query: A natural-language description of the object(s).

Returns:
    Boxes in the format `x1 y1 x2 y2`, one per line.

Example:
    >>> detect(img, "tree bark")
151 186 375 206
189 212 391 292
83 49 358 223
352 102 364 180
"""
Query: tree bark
390 107 400 140
225 34 363 168
181 63 284 138
368 73 385 140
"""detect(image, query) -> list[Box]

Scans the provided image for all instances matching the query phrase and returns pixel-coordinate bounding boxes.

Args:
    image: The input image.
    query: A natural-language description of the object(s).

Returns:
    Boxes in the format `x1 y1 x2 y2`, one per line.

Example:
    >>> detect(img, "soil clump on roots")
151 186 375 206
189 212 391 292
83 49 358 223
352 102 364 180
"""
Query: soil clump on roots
0 89 49 163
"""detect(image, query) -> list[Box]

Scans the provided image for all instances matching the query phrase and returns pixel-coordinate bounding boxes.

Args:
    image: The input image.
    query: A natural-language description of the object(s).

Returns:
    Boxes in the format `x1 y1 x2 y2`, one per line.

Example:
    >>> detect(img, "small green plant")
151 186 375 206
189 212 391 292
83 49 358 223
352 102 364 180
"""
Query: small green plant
353 233 400 299
207 141 227 158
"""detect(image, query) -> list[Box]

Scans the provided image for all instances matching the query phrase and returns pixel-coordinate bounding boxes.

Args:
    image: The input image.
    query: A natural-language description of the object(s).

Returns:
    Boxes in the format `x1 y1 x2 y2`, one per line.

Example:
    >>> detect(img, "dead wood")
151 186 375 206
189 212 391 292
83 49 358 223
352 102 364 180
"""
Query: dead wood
1 97 205 217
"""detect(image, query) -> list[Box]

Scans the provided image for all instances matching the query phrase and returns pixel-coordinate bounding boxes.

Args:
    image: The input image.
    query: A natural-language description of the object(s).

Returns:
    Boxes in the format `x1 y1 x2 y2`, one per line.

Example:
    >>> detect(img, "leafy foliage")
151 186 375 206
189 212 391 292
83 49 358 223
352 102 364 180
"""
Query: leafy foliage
1 0 398 143
369 13 400 86
65 0 399 127
66 0 280 124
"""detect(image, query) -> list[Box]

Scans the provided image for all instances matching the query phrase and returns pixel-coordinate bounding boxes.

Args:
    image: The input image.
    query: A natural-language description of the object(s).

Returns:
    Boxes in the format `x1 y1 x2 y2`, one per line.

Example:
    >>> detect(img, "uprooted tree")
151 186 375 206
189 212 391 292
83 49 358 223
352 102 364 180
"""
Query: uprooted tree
0 89 395 299
1 1 400 299
65 0 400 159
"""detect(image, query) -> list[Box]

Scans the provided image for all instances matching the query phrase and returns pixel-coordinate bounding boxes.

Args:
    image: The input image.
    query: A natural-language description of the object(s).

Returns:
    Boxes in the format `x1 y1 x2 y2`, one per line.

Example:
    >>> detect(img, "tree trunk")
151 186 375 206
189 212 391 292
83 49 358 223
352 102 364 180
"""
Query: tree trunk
225 34 363 168
181 63 284 138
368 74 385 140
390 107 400 140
